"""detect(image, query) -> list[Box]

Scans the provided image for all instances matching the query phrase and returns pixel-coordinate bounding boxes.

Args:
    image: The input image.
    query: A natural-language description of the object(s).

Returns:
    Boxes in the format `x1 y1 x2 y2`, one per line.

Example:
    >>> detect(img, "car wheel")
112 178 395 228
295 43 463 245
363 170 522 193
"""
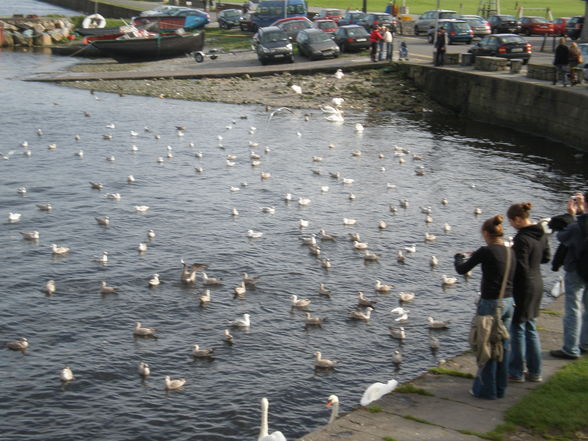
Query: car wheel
259 57 267 65
240 25 245 31
219 22 225 29
467 39 472 45
414 27 420 36
194 52 204 63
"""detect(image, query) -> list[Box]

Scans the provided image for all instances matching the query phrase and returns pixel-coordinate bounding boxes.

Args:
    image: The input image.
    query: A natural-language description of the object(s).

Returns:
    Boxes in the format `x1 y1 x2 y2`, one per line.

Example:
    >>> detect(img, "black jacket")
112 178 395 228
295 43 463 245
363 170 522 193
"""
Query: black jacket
549 213 575 271
553 44 569 65
512 224 551 322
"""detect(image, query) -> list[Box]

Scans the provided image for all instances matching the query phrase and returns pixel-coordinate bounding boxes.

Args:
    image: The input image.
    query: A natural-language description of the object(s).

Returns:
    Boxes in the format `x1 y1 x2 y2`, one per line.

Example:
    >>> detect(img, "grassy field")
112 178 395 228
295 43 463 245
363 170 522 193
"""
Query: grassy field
307 0 586 19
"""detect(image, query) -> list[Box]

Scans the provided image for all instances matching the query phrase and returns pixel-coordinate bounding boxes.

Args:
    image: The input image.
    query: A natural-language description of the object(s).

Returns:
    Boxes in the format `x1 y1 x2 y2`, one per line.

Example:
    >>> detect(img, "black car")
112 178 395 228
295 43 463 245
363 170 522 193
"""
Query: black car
566 16 584 40
338 10 366 27
296 28 340 60
469 34 532 63
333 25 371 52
239 12 255 31
275 19 313 42
427 19 473 44
487 15 521 34
360 13 397 31
218 9 241 29
252 26 294 65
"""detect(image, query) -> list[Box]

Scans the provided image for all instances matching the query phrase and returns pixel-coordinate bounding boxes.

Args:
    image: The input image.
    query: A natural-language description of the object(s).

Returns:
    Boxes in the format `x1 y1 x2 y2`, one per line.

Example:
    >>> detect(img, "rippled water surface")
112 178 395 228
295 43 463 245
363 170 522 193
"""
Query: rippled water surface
1 38 587 441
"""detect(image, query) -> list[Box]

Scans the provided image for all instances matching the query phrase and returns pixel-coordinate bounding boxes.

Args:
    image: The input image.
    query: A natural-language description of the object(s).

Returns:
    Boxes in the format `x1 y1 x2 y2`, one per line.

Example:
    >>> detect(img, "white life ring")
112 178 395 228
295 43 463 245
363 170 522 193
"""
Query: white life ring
82 14 106 29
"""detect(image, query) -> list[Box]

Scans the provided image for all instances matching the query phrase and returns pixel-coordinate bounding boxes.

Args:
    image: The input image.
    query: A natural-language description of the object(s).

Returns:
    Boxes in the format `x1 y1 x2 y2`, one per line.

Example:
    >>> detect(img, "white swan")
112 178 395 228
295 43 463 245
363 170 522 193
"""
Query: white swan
259 397 287 441
430 256 439 267
60 366 74 382
318 283 331 297
326 395 339 424
8 213 22 222
134 205 149 213
231 314 250 328
392 350 403 365
147 229 156 239
202 272 223 285
199 289 211 305
148 274 160 287
247 229 263 239
164 376 186 391
349 307 373 321
360 379 398 406
223 329 234 344
354 123 364 133
398 292 415 302
138 242 148 253
441 274 457 286
428 316 450 329
389 327 406 340
96 251 108 264
305 312 327 326
234 281 247 297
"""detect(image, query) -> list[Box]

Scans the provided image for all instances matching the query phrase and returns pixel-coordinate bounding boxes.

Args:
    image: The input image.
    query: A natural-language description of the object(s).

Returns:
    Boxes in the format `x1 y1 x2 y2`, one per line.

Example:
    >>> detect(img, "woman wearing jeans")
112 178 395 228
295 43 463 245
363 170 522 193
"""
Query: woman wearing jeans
455 215 516 399
507 202 551 383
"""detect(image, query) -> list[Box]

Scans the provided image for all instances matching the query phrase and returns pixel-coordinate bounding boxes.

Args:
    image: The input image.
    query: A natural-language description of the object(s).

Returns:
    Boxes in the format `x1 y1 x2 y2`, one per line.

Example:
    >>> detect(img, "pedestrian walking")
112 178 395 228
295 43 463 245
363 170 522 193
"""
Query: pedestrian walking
369 25 383 62
553 37 570 86
398 40 408 60
551 192 588 360
434 27 447 66
383 25 394 61
455 215 516 400
568 42 583 85
506 202 551 383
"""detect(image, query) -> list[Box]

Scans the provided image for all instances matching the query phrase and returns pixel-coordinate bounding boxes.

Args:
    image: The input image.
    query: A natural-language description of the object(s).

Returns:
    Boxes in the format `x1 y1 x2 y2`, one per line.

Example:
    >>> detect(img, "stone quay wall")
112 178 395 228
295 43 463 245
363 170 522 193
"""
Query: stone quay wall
397 63 588 152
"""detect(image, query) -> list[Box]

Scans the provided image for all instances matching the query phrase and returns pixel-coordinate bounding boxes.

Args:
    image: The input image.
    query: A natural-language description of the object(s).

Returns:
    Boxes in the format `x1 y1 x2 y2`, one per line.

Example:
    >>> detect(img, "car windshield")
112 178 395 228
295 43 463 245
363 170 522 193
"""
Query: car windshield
453 22 470 30
500 15 517 21
500 36 525 44
258 6 283 15
261 31 288 42
224 10 240 17
466 19 484 26
346 27 368 37
326 10 341 15
439 12 458 19
283 21 309 31
308 32 331 43
318 21 335 29
531 17 549 23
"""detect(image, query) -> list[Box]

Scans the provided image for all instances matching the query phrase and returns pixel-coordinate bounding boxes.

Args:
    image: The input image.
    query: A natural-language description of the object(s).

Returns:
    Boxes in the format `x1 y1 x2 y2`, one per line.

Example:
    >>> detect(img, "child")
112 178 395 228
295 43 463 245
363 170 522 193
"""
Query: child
399 41 408 61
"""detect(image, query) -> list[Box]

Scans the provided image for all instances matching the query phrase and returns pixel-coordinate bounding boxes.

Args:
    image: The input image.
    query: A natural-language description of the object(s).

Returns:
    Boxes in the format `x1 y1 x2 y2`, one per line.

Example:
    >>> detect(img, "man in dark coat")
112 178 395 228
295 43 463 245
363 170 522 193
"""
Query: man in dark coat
553 37 570 86
434 27 447 66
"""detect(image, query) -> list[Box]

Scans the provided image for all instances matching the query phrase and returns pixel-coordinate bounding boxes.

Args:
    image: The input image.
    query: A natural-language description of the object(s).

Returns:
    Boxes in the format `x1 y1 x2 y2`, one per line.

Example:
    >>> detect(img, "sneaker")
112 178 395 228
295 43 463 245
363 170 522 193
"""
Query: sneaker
508 376 525 383
550 349 579 360
527 375 542 382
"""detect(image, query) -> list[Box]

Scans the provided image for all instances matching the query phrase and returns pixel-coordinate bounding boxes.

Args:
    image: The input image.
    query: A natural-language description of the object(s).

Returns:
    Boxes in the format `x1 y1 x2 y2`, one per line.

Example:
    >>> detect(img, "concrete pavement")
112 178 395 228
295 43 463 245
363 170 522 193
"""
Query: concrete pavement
298 295 576 441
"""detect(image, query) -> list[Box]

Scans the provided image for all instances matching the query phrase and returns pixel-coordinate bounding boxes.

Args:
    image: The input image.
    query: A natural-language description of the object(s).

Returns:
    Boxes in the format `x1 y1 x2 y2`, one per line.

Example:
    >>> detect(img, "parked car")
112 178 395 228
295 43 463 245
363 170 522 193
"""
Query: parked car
414 9 458 35
519 16 555 36
460 15 491 38
360 13 397 31
217 9 241 29
252 26 294 65
338 10 366 27
140 5 177 16
333 24 370 52
313 19 338 35
487 15 521 34
469 33 532 63
552 17 570 36
427 19 473 44
239 12 255 31
270 16 312 27
274 17 313 41
314 9 343 23
296 28 340 60
566 16 584 40
580 43 588 81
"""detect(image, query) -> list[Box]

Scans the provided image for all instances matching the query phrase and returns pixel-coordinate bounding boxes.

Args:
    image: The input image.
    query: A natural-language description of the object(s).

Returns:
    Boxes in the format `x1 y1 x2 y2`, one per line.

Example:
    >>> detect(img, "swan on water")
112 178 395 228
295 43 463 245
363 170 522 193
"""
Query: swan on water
398 292 415 302
134 205 149 213
96 251 108 264
258 397 287 441
389 327 406 340
318 283 331 297
60 366 74 382
164 376 186 391
364 251 380 261
392 350 403 365
202 272 223 285
231 314 250 328
430 256 439 267
375 280 392 293
349 307 373 321
148 274 160 287
326 395 340 424
199 289 211 305
360 379 398 406
305 312 327 326
147 229 156 239
353 240 368 250
138 242 148 253
234 281 247 298
247 229 263 239
441 274 457 286
8 213 22 222
314 351 338 368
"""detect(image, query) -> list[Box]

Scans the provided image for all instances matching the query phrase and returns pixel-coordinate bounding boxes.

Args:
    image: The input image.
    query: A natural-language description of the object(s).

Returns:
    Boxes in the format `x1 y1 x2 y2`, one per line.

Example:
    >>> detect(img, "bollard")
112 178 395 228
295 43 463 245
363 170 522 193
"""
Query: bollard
461 53 473 66
510 59 523 74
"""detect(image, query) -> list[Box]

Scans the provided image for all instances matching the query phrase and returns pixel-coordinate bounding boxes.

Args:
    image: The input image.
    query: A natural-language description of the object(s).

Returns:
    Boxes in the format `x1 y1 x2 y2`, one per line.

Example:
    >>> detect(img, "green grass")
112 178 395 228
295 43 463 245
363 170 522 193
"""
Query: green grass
366 404 384 413
204 28 254 51
428 367 475 379
504 356 588 440
457 423 517 441
70 16 127 29
403 414 433 425
396 383 434 396
383 437 398 441
540 308 563 316
307 0 585 19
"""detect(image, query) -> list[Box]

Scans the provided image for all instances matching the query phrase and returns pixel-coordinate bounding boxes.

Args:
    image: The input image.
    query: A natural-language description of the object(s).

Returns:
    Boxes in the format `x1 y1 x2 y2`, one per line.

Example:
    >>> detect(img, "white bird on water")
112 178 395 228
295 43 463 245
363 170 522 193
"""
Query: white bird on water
51 244 69 255
164 376 186 391
360 379 398 406
8 213 22 222
326 395 340 424
291 295 311 308
349 306 373 321
138 361 150 377
258 397 287 441
375 280 393 293
354 123 364 133
60 366 74 382
441 274 457 286
148 274 160 287
230 313 250 328
96 251 108 264
247 229 263 239
314 351 338 368
199 289 212 305
192 344 214 358
428 316 450 329
147 229 156 239
20 231 39 240
43 279 56 295
100 281 117 294
6 337 28 351
133 321 157 337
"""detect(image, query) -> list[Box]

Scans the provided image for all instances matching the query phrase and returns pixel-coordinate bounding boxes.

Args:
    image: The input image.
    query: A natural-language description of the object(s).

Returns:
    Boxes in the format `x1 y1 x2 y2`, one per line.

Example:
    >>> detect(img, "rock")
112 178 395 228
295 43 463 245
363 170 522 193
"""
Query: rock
2 30 14 47
34 33 52 46
32 23 46 34
0 20 18 31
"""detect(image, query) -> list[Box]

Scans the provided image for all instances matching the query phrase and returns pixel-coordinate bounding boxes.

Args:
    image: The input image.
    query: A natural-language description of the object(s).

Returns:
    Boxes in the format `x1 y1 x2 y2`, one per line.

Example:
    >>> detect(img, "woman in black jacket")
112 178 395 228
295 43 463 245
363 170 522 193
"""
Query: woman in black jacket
553 37 570 86
455 215 515 399
507 202 551 383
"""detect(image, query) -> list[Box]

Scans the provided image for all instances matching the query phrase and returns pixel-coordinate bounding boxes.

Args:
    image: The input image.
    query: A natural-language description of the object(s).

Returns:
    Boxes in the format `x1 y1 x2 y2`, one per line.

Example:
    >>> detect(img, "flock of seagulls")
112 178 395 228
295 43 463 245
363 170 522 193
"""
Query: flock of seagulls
2 82 495 441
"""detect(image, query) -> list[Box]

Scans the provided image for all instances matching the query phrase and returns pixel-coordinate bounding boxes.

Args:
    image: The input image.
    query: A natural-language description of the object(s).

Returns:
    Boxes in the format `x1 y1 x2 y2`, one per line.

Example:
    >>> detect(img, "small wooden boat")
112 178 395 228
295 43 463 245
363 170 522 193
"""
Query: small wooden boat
90 31 205 62
50 44 103 57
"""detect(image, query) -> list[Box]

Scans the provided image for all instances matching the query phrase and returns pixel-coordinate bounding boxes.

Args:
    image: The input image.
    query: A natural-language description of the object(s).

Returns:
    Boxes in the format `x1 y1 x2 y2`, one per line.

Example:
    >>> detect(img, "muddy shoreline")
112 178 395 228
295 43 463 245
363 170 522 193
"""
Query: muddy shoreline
58 58 449 113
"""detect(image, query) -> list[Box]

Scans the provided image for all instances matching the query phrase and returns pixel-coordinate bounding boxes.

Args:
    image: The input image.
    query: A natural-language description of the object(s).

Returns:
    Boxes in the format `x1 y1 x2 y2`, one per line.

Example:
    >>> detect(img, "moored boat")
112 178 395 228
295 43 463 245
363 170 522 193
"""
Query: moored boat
90 31 204 62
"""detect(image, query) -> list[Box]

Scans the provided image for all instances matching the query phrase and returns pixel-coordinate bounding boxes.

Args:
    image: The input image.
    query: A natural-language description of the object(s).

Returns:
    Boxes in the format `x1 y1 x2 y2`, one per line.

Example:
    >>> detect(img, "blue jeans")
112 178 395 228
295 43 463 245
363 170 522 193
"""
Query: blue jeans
385 42 393 60
472 297 514 400
562 270 588 356
377 40 384 61
509 317 541 379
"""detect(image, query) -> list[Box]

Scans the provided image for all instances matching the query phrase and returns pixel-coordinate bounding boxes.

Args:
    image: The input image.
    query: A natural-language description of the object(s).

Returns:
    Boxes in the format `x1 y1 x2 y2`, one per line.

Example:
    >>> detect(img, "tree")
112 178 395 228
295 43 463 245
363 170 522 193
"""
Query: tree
581 0 588 42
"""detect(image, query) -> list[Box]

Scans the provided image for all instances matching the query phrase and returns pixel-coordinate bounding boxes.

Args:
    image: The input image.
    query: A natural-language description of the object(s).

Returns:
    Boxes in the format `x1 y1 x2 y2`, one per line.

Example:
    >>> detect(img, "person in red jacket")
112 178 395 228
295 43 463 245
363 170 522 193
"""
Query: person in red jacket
369 25 383 62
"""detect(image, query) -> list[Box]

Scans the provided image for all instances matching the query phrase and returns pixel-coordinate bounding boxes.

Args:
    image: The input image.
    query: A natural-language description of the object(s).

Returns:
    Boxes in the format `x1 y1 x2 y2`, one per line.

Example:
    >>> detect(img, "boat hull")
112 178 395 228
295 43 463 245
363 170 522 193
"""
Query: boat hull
90 32 204 62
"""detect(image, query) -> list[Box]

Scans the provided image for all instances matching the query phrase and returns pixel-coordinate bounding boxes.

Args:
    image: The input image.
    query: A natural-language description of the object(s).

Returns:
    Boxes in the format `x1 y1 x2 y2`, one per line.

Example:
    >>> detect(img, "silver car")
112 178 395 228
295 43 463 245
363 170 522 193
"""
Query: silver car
414 9 458 35
460 15 491 38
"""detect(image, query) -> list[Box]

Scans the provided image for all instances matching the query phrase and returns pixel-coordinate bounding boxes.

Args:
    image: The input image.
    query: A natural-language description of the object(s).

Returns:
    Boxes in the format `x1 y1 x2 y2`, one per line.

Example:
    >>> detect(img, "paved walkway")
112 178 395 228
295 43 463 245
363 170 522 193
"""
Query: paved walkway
298 295 575 441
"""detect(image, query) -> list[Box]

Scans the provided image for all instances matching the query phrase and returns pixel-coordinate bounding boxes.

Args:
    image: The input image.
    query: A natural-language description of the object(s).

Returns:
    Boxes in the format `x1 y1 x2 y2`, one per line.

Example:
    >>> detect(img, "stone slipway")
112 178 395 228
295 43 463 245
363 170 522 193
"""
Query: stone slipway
298 295 578 441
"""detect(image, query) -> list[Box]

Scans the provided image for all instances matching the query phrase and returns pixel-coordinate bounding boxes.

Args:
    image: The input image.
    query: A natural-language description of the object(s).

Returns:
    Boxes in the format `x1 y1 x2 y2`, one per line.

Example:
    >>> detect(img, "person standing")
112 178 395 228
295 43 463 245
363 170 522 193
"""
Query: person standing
383 25 394 61
455 215 516 400
507 202 551 383
434 27 447 66
568 42 583 85
553 37 570 86
377 26 385 61
551 192 588 360
369 25 383 62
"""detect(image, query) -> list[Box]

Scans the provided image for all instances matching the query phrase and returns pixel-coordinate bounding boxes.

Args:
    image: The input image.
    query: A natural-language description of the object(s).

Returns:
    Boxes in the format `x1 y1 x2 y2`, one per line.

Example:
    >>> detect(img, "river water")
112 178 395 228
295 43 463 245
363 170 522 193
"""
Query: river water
1 2 587 441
